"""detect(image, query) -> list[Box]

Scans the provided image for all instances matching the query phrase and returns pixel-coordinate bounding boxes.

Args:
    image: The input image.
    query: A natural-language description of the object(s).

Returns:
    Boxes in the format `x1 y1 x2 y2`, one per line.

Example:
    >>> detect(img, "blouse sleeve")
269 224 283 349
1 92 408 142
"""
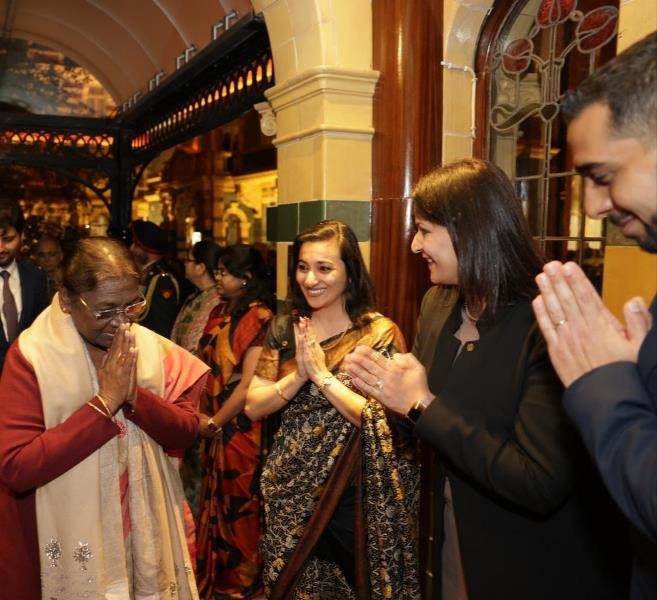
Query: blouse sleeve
0 345 119 493
254 314 290 382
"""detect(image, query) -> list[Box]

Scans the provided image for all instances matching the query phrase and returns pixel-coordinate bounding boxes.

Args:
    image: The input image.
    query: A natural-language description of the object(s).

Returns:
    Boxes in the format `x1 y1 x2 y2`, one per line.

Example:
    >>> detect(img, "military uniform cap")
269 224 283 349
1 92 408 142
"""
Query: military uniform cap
131 220 169 255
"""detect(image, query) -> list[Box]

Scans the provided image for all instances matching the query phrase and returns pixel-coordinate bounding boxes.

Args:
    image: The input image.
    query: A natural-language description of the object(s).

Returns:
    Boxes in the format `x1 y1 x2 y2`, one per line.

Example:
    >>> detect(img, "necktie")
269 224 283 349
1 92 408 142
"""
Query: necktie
1 270 18 341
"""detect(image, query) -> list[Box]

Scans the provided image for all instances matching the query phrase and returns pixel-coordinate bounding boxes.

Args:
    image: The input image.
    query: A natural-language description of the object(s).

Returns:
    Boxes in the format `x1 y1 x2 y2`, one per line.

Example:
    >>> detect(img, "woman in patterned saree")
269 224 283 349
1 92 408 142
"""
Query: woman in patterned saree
246 220 420 600
171 240 223 355
171 241 224 558
196 244 274 600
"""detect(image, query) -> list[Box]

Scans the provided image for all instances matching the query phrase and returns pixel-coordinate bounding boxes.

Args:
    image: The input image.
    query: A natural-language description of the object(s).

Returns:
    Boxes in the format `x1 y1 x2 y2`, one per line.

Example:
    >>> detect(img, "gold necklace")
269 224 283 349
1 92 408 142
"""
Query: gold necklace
464 303 478 322
321 323 352 351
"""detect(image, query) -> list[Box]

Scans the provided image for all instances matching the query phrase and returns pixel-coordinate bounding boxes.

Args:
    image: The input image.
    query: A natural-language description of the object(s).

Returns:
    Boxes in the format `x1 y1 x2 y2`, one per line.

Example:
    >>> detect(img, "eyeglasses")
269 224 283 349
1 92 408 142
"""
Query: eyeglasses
213 267 229 277
182 258 197 264
78 295 147 321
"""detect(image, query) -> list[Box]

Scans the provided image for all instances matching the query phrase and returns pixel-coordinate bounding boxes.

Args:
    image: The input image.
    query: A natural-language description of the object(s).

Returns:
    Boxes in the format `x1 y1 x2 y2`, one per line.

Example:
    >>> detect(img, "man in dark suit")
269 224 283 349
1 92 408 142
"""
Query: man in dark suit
0 201 48 375
532 32 656 599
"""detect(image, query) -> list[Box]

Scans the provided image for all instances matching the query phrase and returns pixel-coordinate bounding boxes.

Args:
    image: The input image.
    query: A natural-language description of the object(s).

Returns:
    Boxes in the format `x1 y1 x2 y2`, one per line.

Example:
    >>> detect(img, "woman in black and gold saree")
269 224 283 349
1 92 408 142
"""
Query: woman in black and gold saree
246 220 420 600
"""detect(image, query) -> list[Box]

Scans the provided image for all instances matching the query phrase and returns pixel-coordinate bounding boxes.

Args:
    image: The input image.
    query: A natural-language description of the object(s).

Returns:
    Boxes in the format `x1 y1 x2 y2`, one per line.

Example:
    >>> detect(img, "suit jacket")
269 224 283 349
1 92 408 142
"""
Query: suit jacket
413 287 629 600
0 260 47 375
137 258 181 338
564 296 656 599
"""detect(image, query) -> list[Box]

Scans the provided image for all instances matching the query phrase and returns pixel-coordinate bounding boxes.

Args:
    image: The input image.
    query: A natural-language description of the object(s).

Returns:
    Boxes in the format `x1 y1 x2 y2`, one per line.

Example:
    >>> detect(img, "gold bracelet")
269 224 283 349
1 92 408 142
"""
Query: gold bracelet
87 401 111 419
274 381 289 402
316 374 335 394
95 394 113 418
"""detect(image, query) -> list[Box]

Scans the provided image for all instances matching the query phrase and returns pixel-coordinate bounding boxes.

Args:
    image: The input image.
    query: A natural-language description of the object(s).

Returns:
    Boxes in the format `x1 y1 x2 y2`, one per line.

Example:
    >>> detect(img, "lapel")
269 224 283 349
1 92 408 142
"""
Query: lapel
414 286 457 369
426 301 461 395
17 260 32 328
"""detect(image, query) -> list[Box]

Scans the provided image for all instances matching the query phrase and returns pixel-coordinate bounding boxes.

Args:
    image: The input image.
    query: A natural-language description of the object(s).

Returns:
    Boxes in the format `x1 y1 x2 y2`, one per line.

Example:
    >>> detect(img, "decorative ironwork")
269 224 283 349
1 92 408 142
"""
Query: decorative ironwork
0 11 275 231
121 12 274 163
0 115 118 168
129 51 273 161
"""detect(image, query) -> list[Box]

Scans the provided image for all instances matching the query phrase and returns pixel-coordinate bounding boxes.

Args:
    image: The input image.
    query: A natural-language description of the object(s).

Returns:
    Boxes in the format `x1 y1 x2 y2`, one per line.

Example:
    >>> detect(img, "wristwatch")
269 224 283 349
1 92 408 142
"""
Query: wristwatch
207 417 222 435
316 374 335 394
405 395 434 425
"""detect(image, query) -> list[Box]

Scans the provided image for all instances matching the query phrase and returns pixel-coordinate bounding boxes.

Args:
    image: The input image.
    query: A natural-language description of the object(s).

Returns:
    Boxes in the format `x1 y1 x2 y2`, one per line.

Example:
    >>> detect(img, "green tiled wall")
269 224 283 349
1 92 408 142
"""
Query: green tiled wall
266 200 371 242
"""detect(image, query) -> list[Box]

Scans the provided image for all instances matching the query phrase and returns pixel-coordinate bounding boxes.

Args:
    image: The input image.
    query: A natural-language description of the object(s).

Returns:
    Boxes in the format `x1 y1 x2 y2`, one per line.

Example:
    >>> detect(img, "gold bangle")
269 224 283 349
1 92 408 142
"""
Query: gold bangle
316 374 335 394
274 381 289 402
87 401 111 419
95 394 113 417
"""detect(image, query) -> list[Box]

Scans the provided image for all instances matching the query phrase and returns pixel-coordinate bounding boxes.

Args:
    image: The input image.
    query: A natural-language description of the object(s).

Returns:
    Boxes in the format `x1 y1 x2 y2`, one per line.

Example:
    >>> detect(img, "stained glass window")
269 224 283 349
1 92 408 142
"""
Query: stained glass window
485 0 618 289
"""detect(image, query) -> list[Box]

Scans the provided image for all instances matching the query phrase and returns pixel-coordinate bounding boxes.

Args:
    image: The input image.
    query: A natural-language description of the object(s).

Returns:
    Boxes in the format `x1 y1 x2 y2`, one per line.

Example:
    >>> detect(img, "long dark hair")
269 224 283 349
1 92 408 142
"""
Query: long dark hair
412 158 543 317
216 244 274 337
288 219 376 326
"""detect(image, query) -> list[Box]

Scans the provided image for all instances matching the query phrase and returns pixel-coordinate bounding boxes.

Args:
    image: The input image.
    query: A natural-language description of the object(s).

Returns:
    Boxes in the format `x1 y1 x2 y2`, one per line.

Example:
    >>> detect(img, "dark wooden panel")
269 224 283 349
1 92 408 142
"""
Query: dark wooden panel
371 0 443 345
371 4 444 598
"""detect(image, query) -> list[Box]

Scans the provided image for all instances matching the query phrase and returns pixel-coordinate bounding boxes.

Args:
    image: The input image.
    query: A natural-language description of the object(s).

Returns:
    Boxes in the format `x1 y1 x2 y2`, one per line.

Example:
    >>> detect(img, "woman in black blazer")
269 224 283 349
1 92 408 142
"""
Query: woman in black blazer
346 159 629 599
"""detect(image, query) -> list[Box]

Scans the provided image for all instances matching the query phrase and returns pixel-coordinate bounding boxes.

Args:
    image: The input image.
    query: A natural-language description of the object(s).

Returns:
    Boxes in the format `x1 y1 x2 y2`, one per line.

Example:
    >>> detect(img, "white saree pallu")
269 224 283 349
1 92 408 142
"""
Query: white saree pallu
19 295 206 599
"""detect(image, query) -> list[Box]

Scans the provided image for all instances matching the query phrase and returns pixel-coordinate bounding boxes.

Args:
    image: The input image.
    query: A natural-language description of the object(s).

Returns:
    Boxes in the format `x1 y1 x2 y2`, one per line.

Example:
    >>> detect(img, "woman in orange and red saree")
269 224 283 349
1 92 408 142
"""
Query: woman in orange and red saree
246 220 420 599
195 244 275 600
0 237 208 599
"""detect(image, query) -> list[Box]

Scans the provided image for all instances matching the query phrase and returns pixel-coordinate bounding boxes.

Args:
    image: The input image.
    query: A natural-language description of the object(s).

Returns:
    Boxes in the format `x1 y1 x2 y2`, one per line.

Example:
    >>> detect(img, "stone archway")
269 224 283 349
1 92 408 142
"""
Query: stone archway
252 0 378 298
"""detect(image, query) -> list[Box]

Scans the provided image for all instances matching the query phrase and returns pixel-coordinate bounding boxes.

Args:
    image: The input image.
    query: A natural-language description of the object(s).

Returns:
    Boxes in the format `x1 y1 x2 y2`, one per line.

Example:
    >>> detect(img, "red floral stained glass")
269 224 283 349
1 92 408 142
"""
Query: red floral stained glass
536 0 576 27
576 7 618 52
502 38 534 74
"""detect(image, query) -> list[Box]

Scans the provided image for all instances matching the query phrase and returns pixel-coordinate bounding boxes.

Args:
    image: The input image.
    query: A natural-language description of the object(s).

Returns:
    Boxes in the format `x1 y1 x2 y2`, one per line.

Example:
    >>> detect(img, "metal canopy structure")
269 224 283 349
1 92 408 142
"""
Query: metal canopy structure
0 12 274 234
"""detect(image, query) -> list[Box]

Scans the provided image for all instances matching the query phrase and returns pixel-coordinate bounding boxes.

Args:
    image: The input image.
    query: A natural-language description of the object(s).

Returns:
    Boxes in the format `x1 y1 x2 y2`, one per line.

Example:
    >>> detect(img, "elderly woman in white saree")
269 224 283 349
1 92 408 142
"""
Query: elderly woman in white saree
0 237 208 599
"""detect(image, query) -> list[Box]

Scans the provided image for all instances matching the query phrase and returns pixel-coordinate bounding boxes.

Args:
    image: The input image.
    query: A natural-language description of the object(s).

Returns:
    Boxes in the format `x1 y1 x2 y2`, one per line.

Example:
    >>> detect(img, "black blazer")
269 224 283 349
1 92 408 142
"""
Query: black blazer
0 260 47 374
413 287 630 600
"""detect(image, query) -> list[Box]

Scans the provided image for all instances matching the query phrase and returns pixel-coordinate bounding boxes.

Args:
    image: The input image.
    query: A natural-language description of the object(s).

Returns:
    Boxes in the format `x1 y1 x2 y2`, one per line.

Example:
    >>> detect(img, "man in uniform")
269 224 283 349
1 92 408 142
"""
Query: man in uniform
129 219 181 338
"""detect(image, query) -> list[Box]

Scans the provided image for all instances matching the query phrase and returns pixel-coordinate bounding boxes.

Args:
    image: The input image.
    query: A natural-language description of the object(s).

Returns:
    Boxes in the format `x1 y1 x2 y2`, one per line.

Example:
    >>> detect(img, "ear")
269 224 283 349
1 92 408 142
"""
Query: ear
59 288 73 314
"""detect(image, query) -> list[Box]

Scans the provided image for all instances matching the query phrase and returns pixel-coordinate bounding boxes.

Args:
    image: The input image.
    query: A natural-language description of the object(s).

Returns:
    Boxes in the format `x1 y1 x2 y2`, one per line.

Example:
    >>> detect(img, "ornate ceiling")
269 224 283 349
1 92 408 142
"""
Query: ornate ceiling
0 0 253 105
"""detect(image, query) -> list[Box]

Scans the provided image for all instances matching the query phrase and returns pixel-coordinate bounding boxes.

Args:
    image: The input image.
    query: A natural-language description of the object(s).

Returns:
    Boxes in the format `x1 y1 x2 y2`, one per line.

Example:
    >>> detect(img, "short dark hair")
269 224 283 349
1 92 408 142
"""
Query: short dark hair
0 199 25 234
288 219 376 325
217 244 274 329
61 237 140 295
561 31 657 147
412 158 543 316
190 240 222 276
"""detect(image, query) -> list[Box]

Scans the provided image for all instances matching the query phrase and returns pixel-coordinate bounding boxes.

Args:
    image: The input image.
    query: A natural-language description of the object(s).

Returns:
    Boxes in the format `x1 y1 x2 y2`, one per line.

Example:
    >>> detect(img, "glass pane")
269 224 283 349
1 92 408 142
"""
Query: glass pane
544 239 575 264
515 177 543 237
516 115 547 179
543 240 604 292
581 241 605 292
545 175 573 238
